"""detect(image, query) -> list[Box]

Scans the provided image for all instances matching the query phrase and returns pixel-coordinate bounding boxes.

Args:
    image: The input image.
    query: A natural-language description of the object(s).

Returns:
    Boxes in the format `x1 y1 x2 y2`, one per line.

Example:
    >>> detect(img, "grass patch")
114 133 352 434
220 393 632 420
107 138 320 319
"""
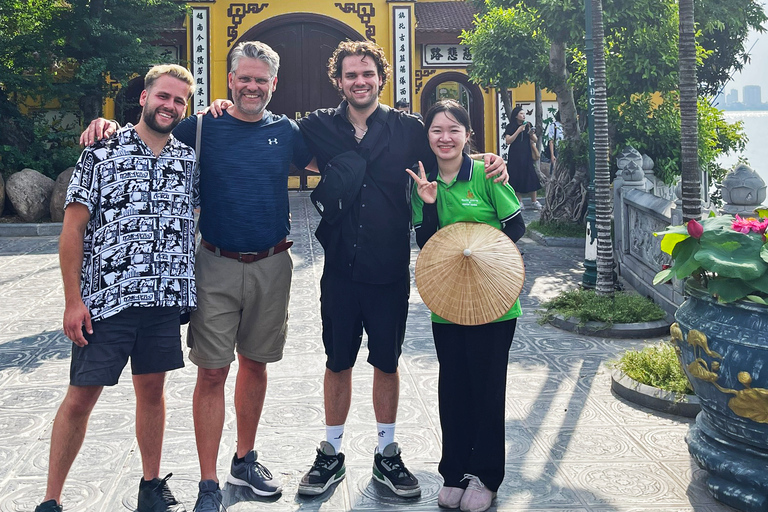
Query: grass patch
538 289 667 326
527 219 584 238
614 342 694 395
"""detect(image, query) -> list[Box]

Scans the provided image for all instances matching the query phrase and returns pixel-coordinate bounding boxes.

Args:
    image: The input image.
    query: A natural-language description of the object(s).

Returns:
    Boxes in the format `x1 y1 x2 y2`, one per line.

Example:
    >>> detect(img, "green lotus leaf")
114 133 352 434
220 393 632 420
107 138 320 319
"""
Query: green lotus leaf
695 231 768 280
761 243 768 265
707 277 755 303
751 271 768 294
671 237 701 279
700 216 737 230
658 232 688 255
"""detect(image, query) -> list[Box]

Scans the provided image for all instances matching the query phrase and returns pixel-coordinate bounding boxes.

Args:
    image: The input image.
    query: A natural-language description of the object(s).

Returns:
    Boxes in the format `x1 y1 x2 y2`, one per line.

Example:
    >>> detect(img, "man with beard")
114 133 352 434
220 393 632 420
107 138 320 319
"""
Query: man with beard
82 41 313 512
36 64 197 512
204 40 507 499
294 41 507 499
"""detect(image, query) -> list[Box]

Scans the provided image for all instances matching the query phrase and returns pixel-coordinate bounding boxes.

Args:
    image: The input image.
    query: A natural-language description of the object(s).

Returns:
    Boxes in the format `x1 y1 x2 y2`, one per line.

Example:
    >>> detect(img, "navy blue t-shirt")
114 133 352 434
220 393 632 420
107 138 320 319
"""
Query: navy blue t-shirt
174 110 312 252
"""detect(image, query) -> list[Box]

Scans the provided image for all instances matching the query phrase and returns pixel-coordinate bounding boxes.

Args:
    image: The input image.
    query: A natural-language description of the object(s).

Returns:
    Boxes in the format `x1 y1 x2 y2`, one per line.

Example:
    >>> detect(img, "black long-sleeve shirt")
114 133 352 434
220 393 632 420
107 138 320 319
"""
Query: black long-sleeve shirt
298 101 434 284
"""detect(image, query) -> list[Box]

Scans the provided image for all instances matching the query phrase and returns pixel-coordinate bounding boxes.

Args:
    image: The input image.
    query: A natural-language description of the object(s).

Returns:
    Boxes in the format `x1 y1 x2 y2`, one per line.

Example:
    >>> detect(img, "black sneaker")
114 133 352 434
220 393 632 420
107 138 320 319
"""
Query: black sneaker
137 473 186 512
372 442 420 497
35 500 62 512
226 450 282 496
192 480 225 512
298 441 346 496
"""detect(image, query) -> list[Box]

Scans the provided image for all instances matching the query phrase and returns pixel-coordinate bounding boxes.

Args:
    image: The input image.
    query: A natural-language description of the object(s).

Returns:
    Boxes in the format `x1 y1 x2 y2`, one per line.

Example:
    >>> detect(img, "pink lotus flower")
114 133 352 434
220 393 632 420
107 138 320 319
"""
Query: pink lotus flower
732 215 768 235
687 219 704 239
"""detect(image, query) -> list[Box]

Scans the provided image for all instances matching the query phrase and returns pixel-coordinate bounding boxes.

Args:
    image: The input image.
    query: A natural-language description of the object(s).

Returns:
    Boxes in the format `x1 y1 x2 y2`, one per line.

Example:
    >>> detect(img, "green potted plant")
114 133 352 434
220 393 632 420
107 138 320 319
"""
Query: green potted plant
653 212 768 512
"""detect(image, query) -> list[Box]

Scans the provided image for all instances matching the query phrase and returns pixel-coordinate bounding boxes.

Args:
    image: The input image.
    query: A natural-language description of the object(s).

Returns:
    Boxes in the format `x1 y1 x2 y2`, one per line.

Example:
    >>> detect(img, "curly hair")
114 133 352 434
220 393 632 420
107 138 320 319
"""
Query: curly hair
327 40 390 95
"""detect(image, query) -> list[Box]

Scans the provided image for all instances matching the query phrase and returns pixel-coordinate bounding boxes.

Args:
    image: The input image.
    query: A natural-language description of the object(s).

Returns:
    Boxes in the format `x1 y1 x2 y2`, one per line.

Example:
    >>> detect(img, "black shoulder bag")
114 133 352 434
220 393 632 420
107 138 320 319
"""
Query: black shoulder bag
310 106 392 224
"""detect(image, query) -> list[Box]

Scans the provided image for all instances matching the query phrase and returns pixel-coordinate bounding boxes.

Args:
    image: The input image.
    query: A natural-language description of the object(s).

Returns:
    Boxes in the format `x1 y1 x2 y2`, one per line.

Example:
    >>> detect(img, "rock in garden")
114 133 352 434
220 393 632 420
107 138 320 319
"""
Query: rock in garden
6 168 55 222
50 167 75 222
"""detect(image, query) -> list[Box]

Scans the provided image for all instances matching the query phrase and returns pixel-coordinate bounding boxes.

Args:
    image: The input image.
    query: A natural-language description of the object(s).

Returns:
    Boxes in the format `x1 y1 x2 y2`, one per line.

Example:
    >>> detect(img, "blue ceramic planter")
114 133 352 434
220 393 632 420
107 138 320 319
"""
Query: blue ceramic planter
673 281 768 512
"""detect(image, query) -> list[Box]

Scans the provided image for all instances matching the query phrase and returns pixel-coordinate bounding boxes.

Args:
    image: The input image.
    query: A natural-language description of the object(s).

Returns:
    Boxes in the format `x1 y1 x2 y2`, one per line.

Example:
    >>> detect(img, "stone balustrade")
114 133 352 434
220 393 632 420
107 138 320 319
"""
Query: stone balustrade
613 146 766 316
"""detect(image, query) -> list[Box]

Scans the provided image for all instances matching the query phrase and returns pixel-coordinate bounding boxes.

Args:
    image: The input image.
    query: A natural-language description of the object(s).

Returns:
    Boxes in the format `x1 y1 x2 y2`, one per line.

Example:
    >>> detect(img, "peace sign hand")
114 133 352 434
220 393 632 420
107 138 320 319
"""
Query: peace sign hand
406 161 437 204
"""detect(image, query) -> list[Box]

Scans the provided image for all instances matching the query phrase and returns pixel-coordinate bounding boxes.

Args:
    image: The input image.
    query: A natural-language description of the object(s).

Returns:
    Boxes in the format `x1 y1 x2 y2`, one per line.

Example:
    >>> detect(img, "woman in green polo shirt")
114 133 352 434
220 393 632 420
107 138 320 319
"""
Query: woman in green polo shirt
407 100 525 512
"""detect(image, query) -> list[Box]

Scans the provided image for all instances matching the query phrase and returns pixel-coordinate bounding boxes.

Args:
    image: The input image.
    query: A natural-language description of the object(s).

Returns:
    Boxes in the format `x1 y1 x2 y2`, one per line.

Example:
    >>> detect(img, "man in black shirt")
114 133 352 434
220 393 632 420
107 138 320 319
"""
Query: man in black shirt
295 41 508 498
205 40 507 498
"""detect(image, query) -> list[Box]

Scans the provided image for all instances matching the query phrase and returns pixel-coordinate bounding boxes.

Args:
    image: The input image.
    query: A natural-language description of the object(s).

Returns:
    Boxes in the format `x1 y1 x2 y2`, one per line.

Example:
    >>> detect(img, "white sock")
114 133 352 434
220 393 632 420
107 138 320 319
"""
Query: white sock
377 422 396 453
326 424 345 454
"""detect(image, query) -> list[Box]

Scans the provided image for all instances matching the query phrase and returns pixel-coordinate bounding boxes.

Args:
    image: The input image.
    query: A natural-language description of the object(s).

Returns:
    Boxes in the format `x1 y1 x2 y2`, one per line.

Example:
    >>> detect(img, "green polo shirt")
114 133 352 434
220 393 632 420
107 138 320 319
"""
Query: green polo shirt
412 155 523 324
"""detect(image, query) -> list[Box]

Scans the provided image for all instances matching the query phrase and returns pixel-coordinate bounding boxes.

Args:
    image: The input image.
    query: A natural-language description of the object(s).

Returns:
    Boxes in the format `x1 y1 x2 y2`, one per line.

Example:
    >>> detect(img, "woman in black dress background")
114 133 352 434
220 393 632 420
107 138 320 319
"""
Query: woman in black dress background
504 106 541 210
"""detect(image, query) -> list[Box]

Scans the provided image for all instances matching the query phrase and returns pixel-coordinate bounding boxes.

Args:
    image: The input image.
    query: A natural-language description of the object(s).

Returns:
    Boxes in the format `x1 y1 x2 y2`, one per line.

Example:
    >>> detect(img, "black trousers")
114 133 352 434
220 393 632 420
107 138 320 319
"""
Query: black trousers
432 319 516 492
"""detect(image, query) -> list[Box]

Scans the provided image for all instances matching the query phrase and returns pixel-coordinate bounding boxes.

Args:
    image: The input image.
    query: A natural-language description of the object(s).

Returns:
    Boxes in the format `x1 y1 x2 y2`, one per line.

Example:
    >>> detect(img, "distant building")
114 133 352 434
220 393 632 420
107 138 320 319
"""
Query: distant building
743 85 762 108
726 89 739 106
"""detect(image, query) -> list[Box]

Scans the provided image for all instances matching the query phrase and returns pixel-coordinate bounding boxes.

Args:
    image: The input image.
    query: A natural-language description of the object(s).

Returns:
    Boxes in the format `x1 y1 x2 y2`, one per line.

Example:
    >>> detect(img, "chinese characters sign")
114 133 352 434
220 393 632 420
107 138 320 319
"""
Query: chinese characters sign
191 8 210 111
498 93 509 161
423 44 472 67
393 6 412 104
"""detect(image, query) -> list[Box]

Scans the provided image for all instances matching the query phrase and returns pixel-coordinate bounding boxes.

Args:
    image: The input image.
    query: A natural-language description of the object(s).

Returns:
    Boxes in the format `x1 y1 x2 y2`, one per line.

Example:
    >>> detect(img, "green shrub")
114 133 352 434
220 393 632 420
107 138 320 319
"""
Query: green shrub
527 219 584 238
538 289 667 326
0 111 81 180
615 342 694 395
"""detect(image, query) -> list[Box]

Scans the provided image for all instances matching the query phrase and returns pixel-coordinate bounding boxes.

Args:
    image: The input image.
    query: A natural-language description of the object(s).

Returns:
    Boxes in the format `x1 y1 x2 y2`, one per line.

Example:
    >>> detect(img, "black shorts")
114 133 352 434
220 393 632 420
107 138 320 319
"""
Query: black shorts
69 306 184 386
320 272 409 373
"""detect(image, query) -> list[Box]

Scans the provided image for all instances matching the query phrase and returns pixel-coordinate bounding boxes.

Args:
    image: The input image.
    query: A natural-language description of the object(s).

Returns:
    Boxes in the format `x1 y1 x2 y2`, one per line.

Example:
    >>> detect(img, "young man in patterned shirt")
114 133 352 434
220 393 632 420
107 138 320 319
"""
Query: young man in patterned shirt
35 64 198 512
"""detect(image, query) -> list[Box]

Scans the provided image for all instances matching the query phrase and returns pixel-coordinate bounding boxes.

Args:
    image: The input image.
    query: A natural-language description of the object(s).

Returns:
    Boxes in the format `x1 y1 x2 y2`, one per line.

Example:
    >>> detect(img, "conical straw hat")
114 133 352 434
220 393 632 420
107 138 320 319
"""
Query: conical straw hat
415 222 525 326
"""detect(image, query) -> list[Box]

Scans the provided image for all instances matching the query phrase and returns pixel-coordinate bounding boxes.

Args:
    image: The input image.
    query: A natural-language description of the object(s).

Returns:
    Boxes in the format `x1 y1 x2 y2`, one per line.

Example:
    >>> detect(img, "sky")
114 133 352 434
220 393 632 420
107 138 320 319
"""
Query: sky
724 29 767 102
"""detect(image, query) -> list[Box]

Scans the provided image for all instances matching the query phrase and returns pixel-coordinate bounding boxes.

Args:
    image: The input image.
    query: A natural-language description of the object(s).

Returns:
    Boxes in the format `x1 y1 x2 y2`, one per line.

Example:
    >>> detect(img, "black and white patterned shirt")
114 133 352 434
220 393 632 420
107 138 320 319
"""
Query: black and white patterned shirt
65 124 199 321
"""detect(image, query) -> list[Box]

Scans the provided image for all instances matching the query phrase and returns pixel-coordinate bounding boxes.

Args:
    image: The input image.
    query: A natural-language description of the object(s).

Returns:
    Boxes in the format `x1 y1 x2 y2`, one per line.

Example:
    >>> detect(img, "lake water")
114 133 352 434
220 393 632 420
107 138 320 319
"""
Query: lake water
718 110 768 189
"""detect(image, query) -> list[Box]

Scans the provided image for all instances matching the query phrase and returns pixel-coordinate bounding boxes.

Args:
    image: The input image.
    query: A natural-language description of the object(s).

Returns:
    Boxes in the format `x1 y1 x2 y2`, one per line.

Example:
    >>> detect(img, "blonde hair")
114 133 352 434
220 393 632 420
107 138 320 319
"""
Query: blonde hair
144 64 195 99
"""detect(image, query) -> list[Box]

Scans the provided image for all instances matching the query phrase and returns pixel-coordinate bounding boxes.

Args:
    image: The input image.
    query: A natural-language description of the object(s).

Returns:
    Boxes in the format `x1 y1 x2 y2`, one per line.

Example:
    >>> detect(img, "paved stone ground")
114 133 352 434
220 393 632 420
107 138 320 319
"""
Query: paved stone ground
0 193 735 512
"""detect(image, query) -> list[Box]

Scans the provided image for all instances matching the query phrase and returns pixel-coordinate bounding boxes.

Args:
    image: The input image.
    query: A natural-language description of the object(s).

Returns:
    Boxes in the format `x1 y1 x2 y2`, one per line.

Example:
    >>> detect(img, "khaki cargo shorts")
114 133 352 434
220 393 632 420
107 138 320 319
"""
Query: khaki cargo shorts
188 245 292 368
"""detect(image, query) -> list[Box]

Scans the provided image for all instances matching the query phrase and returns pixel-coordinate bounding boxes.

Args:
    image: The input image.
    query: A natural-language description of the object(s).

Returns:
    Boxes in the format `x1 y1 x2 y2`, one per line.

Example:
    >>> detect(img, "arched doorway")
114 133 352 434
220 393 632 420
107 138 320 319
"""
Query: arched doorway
233 15 364 189
421 73 484 152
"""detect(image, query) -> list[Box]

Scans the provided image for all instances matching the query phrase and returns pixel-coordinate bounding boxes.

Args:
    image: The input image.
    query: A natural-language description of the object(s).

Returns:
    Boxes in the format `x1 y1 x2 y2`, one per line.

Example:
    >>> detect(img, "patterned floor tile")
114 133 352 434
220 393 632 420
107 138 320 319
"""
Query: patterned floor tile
0 194 740 511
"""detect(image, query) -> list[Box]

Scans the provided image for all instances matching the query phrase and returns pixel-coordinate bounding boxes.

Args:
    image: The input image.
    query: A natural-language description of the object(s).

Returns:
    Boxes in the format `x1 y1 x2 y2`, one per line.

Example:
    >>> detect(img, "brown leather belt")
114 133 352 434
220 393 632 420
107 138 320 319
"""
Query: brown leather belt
201 238 293 263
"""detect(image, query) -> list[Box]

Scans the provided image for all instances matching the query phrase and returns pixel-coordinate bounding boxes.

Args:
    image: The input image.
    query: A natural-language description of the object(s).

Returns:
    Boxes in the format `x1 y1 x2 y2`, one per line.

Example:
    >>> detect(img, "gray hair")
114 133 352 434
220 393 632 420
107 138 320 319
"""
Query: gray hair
230 41 280 77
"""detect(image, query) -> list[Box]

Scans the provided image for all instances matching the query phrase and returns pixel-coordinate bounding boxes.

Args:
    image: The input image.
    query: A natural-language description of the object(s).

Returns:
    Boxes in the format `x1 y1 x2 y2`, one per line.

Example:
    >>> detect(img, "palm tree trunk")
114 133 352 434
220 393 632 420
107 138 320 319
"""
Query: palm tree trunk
679 0 701 222
592 0 613 296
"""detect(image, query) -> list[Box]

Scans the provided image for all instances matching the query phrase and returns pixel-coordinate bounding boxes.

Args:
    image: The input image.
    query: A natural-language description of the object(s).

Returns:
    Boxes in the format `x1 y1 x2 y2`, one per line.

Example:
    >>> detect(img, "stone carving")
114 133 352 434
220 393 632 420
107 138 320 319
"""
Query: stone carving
628 206 670 268
721 163 766 215
616 146 643 172
50 167 74 222
6 168 55 222
642 153 654 172
621 160 644 182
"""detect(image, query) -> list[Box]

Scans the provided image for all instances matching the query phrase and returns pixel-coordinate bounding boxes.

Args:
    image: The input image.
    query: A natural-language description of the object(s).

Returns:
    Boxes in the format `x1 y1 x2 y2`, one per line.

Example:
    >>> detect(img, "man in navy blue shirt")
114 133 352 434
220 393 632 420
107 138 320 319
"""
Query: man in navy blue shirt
206 41 508 500
81 42 313 512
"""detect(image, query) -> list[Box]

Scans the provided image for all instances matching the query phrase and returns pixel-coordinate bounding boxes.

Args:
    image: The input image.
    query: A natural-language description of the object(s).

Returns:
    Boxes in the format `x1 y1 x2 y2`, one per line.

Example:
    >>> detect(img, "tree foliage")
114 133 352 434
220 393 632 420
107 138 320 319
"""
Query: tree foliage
611 93 745 186
0 0 187 123
464 0 759 201
0 0 186 177
461 5 548 118
695 0 767 96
